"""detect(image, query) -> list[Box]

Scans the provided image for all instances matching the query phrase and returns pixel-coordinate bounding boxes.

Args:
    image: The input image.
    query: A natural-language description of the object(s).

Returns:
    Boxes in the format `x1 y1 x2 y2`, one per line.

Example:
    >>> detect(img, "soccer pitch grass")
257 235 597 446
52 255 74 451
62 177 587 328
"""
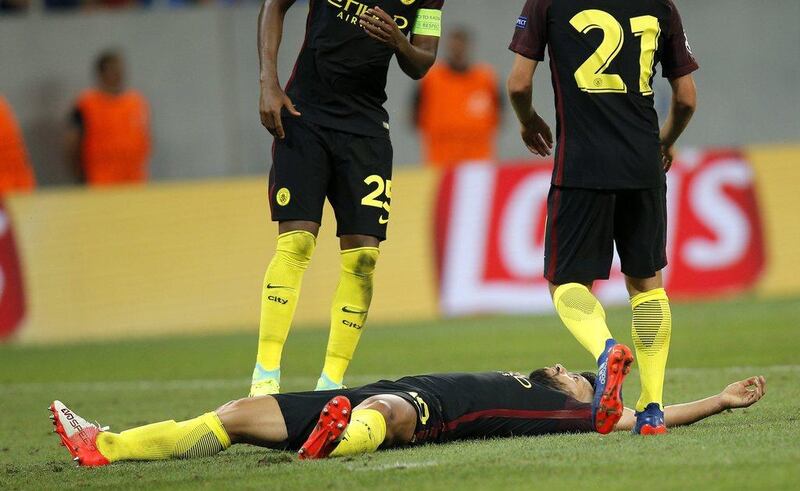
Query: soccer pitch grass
1 297 799 490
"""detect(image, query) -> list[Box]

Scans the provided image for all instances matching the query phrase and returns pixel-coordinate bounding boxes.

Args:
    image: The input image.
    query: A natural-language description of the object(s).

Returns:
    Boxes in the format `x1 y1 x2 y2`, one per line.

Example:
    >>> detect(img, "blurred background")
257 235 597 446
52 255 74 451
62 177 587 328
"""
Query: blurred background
0 0 798 344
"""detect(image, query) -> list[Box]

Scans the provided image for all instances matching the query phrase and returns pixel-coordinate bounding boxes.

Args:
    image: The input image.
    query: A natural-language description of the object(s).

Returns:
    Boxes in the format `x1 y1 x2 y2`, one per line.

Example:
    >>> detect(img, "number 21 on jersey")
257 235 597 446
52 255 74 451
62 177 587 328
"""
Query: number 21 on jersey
570 9 660 95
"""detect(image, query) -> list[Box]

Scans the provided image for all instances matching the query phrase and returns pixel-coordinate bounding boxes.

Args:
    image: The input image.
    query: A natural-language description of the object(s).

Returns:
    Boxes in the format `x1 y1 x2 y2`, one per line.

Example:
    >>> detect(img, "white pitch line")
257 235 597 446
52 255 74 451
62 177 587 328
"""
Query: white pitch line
0 375 392 393
1 365 797 393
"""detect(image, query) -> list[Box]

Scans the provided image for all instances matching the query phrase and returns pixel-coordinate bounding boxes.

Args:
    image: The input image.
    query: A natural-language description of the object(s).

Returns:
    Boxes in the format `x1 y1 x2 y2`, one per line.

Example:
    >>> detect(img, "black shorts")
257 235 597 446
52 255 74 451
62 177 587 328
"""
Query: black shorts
544 185 667 284
271 381 440 451
268 116 393 241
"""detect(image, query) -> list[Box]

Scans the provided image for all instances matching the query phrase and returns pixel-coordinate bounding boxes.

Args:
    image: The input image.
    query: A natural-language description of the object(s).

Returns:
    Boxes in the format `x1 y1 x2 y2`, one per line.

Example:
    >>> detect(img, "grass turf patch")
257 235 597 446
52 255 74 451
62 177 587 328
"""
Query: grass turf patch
1 296 799 490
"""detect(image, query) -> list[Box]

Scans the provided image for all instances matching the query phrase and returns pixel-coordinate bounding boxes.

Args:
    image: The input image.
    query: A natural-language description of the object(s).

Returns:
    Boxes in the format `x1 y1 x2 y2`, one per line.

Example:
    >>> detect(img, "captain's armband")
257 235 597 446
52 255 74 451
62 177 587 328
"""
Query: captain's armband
412 9 442 37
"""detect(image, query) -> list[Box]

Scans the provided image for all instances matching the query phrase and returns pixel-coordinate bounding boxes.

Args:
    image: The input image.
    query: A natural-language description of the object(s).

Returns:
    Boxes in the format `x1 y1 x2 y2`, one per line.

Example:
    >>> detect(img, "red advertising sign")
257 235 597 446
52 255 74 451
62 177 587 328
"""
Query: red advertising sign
435 150 765 316
0 200 26 339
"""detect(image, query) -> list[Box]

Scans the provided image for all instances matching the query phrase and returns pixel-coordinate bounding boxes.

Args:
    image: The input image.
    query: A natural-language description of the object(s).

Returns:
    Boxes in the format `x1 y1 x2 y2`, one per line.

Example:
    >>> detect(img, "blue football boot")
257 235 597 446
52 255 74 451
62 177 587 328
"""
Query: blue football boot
593 339 634 434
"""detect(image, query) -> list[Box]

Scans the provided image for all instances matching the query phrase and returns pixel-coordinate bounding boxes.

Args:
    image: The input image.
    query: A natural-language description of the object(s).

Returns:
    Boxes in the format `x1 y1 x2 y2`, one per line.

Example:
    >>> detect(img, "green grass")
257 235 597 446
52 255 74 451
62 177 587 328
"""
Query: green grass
1 296 799 490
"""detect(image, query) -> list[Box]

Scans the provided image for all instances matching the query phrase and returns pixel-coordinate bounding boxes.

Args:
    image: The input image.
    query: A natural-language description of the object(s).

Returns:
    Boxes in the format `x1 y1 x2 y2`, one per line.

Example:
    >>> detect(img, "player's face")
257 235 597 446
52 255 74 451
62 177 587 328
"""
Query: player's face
547 364 594 402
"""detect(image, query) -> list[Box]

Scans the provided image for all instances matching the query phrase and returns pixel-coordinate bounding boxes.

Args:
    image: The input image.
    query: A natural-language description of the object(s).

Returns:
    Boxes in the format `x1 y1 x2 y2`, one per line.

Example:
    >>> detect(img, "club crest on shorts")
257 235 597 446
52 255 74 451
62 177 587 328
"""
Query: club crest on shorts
276 188 291 207
401 0 416 5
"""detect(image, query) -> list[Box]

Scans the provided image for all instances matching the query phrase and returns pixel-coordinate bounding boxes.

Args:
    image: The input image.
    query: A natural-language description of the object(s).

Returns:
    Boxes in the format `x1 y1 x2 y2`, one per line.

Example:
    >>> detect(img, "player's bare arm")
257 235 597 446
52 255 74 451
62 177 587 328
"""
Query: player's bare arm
507 54 552 157
660 73 698 171
258 0 301 139
359 7 439 80
614 376 766 432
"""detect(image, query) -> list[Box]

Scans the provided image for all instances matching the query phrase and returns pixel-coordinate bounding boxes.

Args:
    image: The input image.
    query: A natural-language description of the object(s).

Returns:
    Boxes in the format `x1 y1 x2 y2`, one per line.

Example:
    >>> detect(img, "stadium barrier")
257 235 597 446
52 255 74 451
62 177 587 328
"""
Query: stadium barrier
1 171 439 343
2 145 799 343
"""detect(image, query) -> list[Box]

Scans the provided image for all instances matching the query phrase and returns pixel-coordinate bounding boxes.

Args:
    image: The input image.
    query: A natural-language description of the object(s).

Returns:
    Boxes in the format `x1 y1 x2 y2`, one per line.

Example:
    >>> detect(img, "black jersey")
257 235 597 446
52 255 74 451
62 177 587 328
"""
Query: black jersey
509 0 698 189
394 371 593 442
286 0 444 138
273 371 592 451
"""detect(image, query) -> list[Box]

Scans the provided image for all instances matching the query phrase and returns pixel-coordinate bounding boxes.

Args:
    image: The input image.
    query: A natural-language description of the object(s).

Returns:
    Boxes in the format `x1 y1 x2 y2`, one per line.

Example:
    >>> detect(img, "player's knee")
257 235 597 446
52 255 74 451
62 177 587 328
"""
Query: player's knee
340 234 380 253
341 247 379 276
276 229 317 262
358 396 394 421
214 398 253 441
624 273 662 297
356 396 414 444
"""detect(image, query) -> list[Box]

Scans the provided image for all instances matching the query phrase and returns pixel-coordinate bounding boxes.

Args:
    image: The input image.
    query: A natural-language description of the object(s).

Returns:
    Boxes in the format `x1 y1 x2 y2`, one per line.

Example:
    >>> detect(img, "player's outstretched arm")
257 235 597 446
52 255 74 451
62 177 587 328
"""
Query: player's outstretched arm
659 73 697 171
359 7 439 80
507 54 552 157
258 0 301 139
614 376 767 431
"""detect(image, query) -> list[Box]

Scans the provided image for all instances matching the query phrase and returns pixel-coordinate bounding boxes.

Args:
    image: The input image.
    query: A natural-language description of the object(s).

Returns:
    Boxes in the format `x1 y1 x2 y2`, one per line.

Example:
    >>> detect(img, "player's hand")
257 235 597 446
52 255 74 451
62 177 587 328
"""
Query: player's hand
660 143 676 172
520 112 553 157
719 376 766 410
259 82 301 139
359 7 407 51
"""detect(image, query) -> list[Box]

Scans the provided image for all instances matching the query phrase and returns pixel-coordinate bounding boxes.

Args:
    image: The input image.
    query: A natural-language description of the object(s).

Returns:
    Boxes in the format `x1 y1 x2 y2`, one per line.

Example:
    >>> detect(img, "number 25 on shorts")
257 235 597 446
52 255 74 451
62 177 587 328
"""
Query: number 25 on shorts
361 174 391 225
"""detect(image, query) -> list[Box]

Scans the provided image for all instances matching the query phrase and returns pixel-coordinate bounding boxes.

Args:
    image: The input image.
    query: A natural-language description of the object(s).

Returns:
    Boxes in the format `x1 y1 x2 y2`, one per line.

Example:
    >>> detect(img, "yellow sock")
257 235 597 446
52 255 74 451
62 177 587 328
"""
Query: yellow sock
95 412 231 462
553 283 615 361
631 288 672 411
318 247 379 388
329 409 387 457
255 231 316 373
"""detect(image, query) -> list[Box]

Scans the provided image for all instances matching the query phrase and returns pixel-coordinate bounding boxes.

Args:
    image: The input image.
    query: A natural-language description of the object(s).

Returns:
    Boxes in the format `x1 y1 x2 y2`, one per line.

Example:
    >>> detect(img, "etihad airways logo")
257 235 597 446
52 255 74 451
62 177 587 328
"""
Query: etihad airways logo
327 0 410 30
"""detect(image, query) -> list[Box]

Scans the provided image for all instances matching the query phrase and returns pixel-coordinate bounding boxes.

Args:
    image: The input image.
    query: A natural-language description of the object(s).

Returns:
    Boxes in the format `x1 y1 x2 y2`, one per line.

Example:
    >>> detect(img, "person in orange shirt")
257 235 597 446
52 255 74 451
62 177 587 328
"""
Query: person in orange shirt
67 50 151 186
0 94 36 194
413 27 503 168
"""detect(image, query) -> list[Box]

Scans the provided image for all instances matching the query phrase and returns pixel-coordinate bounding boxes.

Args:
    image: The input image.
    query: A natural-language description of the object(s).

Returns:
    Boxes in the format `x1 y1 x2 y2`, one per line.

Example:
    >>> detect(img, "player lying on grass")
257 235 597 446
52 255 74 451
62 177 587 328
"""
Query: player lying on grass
50 347 765 466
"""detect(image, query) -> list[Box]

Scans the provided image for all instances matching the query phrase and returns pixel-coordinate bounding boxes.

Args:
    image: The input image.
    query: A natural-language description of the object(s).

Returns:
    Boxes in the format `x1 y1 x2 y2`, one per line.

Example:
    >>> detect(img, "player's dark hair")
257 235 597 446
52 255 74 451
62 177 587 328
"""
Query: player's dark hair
581 371 597 391
528 368 567 393
95 49 121 76
528 368 598 394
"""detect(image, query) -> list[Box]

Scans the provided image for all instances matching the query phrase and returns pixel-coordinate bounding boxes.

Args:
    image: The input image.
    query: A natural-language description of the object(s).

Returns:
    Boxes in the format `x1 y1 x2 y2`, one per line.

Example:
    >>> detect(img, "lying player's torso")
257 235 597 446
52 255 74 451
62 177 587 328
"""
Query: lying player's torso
393 371 593 442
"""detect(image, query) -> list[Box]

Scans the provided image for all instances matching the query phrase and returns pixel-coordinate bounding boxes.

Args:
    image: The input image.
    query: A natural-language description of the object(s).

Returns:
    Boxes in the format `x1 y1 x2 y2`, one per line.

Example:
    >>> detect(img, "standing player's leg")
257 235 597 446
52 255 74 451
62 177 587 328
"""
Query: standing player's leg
545 186 634 433
315 131 391 390
317 234 380 390
251 118 331 396
615 186 671 435
546 187 617 363
626 272 671 434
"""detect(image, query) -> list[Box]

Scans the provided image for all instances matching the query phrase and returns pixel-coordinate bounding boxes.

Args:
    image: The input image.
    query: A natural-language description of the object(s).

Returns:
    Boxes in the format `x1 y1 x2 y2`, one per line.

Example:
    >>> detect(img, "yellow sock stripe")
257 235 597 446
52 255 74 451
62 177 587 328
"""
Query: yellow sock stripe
631 288 670 355
173 414 230 459
203 412 231 449
630 287 668 308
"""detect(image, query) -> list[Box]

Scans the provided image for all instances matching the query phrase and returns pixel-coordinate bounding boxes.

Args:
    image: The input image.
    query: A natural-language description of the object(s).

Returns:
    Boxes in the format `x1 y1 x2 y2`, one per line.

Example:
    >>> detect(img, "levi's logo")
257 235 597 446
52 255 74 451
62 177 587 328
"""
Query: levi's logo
516 16 528 29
